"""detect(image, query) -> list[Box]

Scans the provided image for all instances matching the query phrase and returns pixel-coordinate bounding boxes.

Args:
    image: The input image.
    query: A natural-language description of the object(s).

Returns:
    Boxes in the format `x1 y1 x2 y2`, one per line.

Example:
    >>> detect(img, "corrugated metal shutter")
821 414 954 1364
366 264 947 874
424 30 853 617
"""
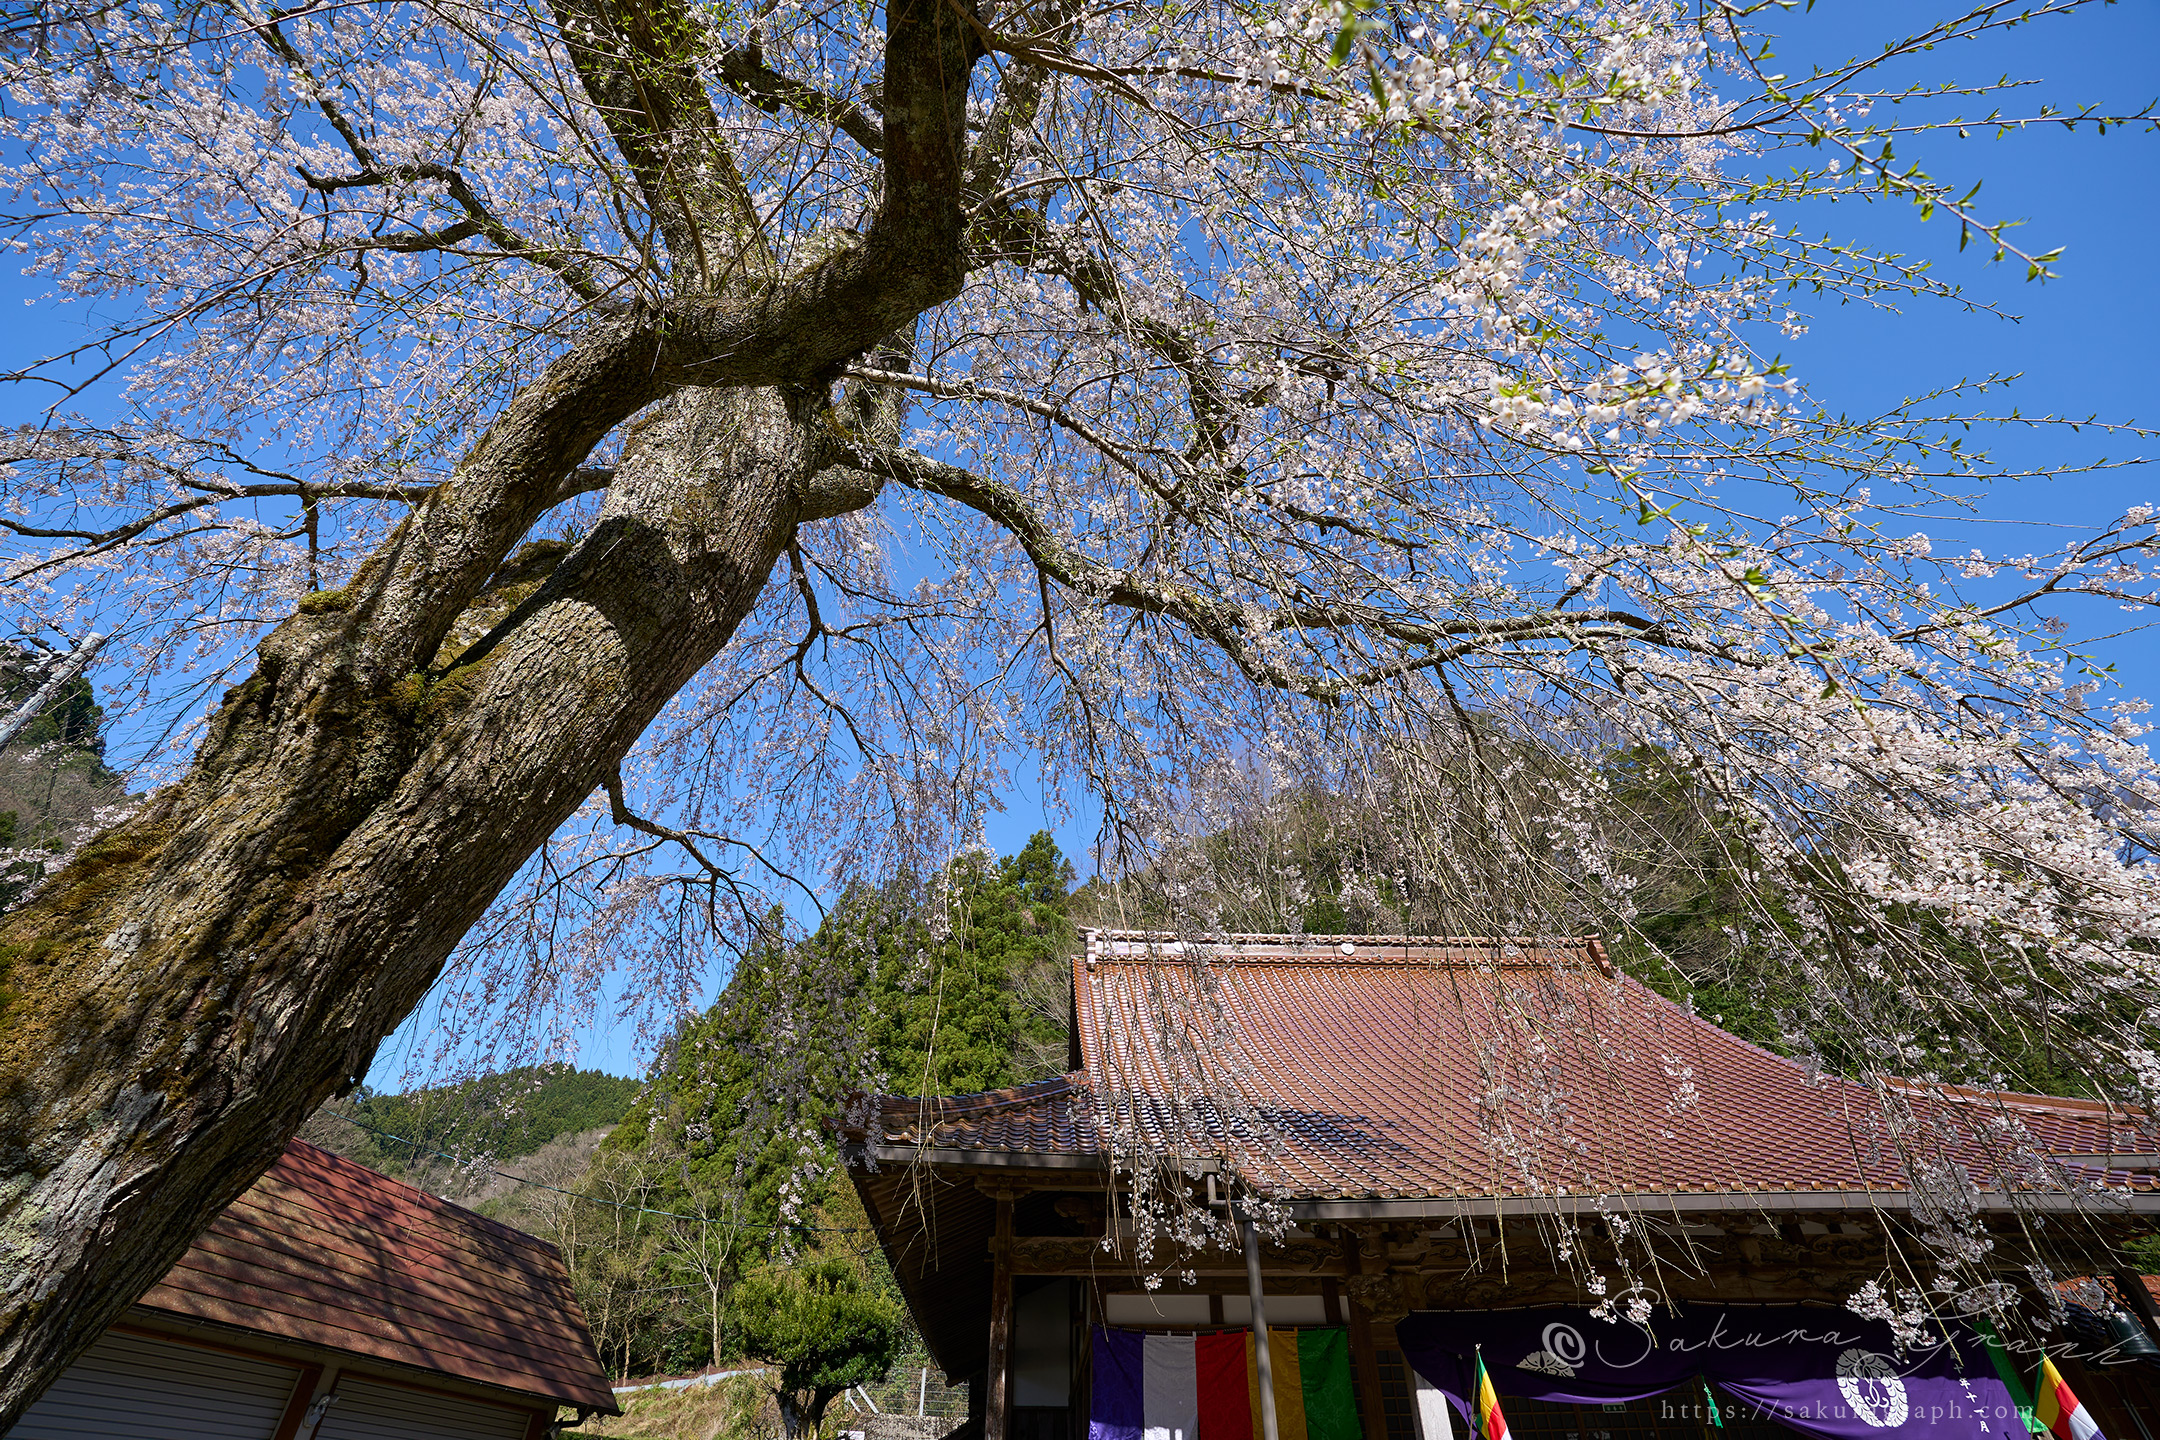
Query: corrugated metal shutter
8 1329 301 1440
314 1376 535 1440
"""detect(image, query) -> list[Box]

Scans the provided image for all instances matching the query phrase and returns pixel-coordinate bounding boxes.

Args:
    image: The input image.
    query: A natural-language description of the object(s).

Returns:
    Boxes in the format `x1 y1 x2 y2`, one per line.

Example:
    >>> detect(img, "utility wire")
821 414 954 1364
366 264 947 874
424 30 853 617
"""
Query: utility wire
321 1108 874 1234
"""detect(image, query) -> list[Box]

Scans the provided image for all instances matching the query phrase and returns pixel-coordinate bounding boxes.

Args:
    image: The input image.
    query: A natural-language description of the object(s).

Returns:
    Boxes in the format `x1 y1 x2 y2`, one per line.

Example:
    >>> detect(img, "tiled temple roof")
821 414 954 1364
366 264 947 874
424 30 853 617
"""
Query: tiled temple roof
856 931 2157 1207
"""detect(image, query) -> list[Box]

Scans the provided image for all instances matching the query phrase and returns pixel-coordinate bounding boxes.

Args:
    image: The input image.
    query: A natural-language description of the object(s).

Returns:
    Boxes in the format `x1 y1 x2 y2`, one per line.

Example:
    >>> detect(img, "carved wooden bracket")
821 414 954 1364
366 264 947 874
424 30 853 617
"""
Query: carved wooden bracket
1343 1273 1411 1324
1007 1234 1347 1275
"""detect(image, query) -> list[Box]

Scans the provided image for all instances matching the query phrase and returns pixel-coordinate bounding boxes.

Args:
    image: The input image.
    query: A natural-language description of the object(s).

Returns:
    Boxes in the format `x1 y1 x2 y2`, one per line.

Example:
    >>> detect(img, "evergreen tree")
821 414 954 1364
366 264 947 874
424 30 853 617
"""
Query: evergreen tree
606 910 873 1233
873 832 1076 1096
575 836 1080 1374
729 1246 905 1440
615 832 1080 1225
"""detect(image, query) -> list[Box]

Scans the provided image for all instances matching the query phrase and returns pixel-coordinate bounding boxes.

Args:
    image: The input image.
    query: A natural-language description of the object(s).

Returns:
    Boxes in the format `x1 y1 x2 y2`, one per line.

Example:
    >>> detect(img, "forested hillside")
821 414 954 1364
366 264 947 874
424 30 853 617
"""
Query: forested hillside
548 789 1873 1384
332 1063 644 1165
1091 740 2099 1100
0 643 125 912
301 1063 644 1224
298 792 2126 1398
560 789 1857 1382
567 832 1081 1378
281 835 1087 1383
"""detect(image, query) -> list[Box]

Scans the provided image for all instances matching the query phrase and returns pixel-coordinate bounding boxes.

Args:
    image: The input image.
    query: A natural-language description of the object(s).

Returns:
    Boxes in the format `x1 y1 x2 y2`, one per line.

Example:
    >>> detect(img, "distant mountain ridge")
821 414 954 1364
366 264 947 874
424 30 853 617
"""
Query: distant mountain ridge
302 1062 644 1225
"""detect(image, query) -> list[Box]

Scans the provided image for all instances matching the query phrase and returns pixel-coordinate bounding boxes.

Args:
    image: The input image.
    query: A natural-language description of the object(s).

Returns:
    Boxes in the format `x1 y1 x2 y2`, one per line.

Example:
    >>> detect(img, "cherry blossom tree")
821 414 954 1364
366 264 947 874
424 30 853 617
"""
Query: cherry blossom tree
1 0 2155 1415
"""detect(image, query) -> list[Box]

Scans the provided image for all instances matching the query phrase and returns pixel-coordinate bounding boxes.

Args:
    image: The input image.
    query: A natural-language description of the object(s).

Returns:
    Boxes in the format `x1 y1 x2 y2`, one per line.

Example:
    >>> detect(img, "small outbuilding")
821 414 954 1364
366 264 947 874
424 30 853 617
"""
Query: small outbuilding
844 930 2160 1440
8 1138 620 1440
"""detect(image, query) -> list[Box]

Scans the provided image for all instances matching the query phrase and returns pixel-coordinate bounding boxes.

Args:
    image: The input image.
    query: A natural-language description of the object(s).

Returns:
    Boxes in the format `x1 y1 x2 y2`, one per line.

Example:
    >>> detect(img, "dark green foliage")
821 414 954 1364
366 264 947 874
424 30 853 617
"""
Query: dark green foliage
728 1252 906 1439
578 911 881 1379
604 912 863 1237
335 1063 643 1173
1588 744 1808 1055
0 645 123 913
875 832 1077 1097
578 834 1080 1378
1592 747 2119 1096
613 832 1079 1229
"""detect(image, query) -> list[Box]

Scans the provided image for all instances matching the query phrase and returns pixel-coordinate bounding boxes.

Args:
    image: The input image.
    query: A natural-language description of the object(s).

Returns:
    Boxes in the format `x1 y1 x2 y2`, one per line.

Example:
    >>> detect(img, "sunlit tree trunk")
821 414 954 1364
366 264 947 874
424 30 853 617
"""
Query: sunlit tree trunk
0 386 881 1415
778 1386 843 1440
0 0 980 1403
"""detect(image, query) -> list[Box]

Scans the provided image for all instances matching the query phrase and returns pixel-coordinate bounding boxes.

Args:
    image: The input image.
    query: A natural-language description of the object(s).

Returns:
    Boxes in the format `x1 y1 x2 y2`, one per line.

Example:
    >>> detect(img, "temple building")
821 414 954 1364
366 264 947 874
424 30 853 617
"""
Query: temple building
842 931 2160 1440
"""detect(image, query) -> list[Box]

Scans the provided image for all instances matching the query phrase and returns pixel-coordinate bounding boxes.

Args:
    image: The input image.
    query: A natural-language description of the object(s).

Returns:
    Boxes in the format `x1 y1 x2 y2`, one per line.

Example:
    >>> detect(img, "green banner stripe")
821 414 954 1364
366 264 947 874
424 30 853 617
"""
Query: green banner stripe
1975 1318 2044 1436
1297 1327 1361 1440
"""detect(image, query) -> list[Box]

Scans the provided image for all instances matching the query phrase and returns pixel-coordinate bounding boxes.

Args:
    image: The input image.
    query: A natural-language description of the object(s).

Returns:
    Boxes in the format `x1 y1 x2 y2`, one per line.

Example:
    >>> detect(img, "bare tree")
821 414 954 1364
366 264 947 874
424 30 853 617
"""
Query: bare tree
663 1186 747 1376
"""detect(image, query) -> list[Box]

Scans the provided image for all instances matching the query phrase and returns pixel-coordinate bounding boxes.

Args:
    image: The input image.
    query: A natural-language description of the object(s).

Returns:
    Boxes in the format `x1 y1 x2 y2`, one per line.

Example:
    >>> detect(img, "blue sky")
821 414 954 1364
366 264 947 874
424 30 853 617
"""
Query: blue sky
5 0 2155 1082
977 0 2160 926
1763 0 2157 548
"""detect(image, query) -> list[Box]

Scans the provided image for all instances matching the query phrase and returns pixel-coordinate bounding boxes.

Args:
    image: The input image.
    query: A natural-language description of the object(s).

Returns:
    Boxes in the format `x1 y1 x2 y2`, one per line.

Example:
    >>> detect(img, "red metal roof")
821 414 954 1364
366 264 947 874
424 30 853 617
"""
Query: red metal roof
137 1138 618 1413
861 931 2157 1207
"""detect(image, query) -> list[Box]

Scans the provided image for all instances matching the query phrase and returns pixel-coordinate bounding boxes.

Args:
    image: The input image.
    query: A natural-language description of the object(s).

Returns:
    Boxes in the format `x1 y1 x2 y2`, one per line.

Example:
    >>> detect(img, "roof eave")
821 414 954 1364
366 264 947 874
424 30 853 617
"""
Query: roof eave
858 1148 2160 1220
862 1143 1111 1171
1289 1189 2160 1221
126 1303 623 1415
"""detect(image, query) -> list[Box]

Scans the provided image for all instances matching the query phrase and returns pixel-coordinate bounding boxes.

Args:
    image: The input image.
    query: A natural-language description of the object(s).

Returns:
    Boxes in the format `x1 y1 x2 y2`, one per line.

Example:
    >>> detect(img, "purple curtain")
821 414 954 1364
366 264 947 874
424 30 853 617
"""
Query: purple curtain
1395 1305 2028 1439
1090 1326 1146 1440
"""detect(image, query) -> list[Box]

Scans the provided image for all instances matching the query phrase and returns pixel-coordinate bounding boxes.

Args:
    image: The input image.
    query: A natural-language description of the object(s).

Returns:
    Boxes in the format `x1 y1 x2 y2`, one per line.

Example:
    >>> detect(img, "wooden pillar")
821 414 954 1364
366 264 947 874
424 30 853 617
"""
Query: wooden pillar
266 1362 325 1440
988 1189 1016 1440
1341 1234 1389 1440
1241 1207 1281 1440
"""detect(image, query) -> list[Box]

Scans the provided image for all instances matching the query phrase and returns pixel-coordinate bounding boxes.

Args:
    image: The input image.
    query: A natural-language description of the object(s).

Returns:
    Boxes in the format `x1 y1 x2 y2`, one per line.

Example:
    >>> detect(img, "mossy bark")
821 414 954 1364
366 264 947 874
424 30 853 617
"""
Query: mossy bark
0 0 977 1410
0 386 869 1420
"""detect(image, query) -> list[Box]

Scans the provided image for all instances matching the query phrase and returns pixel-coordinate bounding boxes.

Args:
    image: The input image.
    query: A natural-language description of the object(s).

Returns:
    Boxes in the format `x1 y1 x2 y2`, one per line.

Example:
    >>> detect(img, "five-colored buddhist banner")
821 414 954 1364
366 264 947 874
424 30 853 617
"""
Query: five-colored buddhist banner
1090 1327 1361 1440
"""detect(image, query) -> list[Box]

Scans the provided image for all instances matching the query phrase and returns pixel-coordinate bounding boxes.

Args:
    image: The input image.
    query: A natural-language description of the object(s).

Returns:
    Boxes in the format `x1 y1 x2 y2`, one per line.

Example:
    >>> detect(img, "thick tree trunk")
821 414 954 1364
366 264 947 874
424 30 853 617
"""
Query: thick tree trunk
0 0 978 1406
0 385 874 1423
778 1386 839 1440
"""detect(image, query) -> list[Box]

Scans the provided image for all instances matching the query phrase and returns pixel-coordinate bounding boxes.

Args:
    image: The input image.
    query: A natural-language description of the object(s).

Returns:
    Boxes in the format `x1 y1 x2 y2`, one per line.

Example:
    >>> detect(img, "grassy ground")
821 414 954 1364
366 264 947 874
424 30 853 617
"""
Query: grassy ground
565 1373 775 1440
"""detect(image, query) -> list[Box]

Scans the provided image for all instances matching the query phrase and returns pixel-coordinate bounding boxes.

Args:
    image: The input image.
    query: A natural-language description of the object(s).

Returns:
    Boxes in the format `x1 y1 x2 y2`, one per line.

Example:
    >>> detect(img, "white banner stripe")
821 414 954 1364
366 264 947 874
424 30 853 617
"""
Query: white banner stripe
1411 1367 1456 1440
1142 1332 1200 1440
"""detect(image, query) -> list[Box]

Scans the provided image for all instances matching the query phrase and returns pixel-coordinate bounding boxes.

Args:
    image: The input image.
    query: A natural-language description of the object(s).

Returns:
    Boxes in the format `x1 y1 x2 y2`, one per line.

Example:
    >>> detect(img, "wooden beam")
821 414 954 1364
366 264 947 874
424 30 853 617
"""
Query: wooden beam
1341 1235 1389 1440
266 1362 325 1440
1010 1235 1345 1275
987 1190 1016 1440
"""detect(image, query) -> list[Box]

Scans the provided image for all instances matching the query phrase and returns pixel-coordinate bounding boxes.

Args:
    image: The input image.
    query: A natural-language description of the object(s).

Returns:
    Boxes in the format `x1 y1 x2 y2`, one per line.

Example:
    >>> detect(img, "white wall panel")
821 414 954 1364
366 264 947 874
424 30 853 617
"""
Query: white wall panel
313 1375 534 1440
8 1329 300 1440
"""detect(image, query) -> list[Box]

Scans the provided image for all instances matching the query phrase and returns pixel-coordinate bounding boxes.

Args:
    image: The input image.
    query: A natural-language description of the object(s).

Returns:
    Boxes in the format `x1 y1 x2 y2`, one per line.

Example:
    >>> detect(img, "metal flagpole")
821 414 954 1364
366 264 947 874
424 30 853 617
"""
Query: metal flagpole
1240 1194 1280 1440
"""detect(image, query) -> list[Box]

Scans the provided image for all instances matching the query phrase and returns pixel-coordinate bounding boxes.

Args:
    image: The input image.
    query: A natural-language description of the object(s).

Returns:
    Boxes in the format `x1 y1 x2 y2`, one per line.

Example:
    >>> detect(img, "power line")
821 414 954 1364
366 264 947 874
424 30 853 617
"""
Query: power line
320 1108 874 1234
